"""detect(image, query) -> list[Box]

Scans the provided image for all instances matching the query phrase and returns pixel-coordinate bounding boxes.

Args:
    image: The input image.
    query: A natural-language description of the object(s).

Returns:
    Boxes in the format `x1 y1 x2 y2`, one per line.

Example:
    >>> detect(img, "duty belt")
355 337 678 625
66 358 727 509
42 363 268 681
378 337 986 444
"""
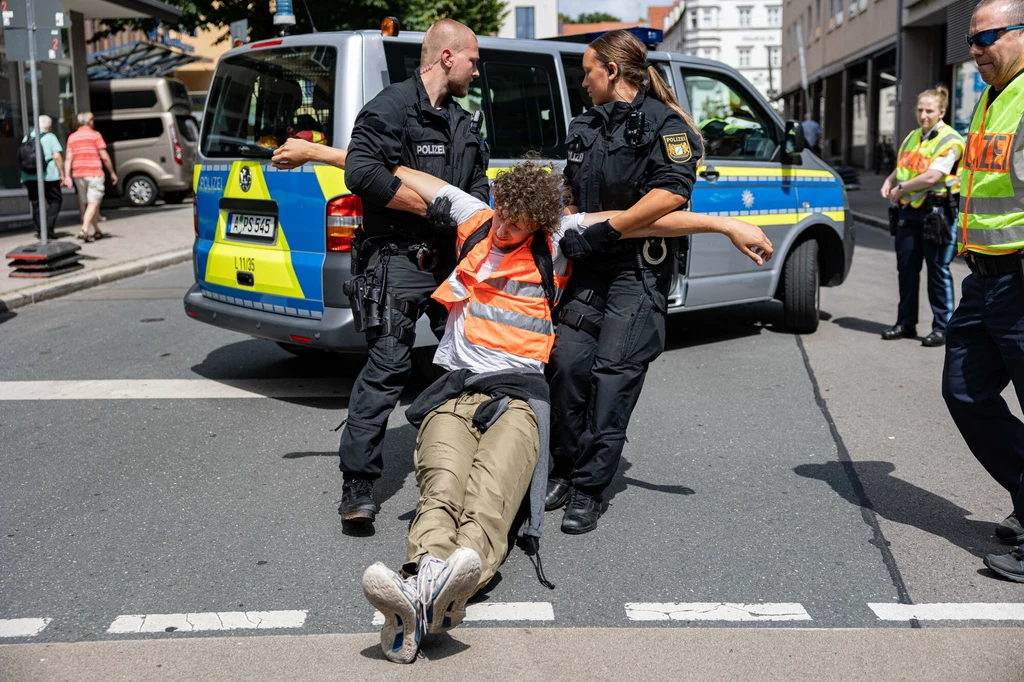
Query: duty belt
965 251 1023 277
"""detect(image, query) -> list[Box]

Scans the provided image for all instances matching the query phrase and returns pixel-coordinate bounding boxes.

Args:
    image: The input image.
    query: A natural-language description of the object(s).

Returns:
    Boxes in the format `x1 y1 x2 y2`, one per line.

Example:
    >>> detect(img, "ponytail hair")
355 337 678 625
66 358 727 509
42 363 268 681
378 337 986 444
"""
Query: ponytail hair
918 84 950 112
589 30 705 164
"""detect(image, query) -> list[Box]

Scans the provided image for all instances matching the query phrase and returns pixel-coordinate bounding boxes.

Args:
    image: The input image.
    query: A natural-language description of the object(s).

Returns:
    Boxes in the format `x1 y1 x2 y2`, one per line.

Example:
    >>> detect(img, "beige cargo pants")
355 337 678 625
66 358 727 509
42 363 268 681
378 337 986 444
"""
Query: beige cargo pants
405 392 539 590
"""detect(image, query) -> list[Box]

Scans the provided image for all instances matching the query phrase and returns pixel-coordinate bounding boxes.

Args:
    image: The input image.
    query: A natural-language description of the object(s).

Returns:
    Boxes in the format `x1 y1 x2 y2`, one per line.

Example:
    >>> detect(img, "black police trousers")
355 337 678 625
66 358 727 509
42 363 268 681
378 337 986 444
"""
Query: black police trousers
338 245 448 480
547 259 670 495
895 207 956 333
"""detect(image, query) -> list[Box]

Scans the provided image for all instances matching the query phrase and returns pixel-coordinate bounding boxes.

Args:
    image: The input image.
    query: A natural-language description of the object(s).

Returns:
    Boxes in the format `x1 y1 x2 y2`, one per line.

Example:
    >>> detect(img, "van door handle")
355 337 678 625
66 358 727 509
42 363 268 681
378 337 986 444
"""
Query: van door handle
699 166 719 181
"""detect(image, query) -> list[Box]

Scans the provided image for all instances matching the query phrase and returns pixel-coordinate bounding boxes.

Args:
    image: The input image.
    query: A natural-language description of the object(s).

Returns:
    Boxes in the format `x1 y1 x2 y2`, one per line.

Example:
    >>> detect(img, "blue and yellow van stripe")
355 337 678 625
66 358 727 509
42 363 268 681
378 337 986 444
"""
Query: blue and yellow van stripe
193 161 351 319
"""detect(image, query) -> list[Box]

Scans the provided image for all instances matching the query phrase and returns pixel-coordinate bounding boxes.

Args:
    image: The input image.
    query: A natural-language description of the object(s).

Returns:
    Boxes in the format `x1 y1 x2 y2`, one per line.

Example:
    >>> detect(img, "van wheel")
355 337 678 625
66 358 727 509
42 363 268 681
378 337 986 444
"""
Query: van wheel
126 174 158 207
164 191 188 204
780 239 820 334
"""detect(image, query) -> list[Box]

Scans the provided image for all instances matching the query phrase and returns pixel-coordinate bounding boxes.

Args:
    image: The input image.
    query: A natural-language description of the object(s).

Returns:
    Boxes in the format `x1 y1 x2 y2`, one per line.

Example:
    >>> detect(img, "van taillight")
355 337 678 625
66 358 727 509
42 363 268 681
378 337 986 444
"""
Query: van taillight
326 195 362 253
169 123 183 165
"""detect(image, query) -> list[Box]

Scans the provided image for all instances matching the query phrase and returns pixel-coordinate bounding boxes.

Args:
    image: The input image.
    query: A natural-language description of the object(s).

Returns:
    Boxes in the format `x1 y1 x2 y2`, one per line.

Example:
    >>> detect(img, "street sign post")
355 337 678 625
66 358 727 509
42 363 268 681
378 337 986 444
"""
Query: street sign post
230 19 248 45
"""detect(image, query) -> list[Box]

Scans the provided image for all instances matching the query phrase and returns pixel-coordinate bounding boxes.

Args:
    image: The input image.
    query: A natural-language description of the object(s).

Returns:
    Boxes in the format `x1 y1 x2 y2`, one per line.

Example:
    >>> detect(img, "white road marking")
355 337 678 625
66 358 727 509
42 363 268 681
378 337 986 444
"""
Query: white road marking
0 379 351 401
624 602 812 622
371 602 554 626
106 610 307 633
869 603 1024 621
0 618 52 637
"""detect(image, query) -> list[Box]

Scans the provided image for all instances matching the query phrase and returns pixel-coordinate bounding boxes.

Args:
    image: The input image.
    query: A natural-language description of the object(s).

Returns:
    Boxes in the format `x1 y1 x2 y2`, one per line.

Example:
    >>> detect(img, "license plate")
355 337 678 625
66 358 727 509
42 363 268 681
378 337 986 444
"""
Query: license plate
227 213 276 240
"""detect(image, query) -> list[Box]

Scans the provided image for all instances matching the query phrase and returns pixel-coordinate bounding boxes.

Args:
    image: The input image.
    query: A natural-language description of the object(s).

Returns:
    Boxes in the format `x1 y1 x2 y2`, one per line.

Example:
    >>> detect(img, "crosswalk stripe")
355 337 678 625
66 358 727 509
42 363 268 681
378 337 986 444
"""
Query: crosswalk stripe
106 610 308 633
0 618 52 637
0 379 351 401
624 603 812 622
869 603 1024 621
371 602 554 626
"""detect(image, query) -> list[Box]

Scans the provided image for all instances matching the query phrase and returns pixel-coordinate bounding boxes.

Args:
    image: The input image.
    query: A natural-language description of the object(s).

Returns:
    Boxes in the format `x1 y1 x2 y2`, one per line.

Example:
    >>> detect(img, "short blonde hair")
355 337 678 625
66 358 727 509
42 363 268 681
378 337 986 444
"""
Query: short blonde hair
77 111 94 126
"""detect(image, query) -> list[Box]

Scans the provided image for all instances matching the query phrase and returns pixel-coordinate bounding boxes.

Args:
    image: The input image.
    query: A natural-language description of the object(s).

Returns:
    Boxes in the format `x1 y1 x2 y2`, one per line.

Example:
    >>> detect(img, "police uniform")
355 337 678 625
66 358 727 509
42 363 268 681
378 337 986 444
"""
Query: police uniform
339 72 489 507
886 120 965 344
941 70 1024 577
546 90 702 532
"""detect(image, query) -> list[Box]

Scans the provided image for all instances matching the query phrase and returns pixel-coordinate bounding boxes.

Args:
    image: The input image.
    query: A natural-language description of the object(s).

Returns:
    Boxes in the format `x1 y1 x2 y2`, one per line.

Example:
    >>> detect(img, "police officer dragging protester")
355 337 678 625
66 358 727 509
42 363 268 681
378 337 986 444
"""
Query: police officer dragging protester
273 19 489 527
545 30 710 534
940 0 1024 582
880 86 965 347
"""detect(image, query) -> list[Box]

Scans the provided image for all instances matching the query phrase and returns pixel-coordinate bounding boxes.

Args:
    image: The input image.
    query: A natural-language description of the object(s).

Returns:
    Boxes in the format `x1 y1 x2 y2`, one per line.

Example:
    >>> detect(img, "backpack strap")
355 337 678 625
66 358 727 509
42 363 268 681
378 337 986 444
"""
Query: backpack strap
457 219 493 263
529 232 557 311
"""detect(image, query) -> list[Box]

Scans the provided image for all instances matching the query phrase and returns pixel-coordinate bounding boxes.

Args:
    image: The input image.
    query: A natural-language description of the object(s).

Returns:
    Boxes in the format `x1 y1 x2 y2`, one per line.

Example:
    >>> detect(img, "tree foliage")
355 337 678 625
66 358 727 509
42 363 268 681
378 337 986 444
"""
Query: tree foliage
559 11 622 24
91 0 508 45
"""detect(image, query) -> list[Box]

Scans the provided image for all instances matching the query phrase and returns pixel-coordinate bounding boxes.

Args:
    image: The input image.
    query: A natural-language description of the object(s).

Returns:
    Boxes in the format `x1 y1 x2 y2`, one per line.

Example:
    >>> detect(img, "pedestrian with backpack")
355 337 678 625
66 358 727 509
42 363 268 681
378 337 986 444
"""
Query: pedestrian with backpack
19 115 65 240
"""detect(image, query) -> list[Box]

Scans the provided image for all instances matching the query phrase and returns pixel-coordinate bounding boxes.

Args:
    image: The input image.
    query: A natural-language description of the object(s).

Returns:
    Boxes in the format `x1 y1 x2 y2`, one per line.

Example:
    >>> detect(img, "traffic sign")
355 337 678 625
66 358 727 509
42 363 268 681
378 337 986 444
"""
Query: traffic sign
230 19 248 45
2 0 26 28
2 0 66 29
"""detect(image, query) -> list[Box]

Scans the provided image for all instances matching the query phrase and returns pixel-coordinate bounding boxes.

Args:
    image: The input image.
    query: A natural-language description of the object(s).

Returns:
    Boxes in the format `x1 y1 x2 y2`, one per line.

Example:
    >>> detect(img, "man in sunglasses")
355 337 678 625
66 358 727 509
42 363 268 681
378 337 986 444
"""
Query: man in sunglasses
941 0 1024 582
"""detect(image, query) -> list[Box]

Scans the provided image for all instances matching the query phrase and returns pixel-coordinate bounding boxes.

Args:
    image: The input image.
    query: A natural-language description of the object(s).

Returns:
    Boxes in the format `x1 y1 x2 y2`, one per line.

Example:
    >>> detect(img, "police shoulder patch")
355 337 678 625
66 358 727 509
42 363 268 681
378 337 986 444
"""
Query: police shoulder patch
663 133 693 164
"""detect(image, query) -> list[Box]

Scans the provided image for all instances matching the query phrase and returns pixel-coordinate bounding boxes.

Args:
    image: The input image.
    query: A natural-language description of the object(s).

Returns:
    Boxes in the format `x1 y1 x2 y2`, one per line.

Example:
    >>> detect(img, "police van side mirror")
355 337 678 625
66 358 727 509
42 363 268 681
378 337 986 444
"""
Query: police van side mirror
783 120 805 163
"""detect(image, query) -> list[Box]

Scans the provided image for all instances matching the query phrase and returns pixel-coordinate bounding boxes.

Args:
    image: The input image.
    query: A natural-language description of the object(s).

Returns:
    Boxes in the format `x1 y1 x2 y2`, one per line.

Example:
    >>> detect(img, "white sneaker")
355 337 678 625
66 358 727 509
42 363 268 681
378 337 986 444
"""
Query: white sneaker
417 548 482 634
361 562 420 664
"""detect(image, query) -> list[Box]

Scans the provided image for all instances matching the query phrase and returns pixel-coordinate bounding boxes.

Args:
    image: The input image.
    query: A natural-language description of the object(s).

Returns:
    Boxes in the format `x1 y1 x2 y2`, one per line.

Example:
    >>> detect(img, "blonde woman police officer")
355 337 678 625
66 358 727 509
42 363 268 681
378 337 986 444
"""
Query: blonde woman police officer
880 86 966 347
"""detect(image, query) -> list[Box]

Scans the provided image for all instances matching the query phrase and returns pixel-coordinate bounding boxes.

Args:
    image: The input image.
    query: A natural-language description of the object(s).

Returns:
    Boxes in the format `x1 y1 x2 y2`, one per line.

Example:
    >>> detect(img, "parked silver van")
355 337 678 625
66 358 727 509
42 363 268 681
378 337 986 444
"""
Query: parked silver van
185 28 854 353
89 77 198 206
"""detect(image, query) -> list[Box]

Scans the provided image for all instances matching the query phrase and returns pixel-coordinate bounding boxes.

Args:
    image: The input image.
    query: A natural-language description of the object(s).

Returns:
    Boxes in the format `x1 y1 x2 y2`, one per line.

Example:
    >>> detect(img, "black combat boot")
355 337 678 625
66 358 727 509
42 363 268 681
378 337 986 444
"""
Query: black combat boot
341 478 377 523
881 324 917 340
545 478 571 511
561 488 602 534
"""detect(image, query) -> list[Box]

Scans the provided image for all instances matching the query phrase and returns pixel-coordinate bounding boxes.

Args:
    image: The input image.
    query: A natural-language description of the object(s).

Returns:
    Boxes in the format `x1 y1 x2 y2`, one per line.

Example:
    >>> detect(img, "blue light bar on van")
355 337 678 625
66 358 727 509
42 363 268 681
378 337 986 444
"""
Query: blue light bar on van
547 27 664 49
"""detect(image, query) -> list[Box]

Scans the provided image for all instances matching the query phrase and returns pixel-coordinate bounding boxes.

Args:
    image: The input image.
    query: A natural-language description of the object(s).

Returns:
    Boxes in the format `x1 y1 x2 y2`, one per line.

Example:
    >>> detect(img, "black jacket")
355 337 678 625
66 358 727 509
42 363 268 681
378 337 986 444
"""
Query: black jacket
345 73 490 241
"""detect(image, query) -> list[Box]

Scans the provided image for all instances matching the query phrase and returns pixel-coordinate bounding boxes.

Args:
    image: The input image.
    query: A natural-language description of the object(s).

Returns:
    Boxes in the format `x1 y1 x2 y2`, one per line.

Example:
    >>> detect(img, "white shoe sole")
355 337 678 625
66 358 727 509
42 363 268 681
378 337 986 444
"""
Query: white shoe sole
427 548 481 634
361 563 419 664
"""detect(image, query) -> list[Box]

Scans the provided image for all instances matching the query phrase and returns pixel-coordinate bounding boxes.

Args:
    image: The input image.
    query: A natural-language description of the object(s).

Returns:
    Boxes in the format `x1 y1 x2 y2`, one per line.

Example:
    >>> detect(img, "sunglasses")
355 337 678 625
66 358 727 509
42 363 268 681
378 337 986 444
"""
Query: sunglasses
966 24 1024 47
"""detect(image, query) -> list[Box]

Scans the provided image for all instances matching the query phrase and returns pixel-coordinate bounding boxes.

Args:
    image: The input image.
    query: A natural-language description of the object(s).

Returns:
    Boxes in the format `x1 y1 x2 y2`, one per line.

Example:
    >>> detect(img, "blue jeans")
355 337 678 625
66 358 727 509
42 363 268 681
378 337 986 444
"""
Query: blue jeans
942 268 1024 514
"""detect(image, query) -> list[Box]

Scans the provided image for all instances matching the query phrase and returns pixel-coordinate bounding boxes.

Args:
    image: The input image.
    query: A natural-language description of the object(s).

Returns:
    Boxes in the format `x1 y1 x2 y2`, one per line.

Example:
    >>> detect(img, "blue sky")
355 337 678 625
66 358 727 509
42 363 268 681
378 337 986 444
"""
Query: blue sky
558 0 667 22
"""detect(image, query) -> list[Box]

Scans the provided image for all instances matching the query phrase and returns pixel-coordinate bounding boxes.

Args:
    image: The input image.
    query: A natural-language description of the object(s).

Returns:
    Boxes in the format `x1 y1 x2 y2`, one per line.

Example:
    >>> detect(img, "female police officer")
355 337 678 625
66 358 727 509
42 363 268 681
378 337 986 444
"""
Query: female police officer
879 85 965 347
546 30 706 533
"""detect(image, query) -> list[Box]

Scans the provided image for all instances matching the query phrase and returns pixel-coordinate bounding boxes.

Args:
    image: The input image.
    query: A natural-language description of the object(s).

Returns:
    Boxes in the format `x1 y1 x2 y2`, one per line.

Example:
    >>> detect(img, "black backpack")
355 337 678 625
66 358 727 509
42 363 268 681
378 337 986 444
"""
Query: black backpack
18 138 38 174
457 219 557 310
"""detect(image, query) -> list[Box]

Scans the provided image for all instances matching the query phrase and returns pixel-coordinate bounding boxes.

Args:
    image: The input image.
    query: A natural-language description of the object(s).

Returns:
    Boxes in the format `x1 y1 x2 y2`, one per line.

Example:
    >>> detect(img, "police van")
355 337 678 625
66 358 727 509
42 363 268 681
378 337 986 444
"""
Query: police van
184 25 854 353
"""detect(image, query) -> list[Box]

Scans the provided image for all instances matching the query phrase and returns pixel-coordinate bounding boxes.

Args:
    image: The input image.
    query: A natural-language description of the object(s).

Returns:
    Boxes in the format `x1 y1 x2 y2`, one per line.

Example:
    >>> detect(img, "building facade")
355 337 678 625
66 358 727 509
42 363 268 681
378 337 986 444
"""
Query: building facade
780 0 979 170
662 0 784 102
497 0 559 39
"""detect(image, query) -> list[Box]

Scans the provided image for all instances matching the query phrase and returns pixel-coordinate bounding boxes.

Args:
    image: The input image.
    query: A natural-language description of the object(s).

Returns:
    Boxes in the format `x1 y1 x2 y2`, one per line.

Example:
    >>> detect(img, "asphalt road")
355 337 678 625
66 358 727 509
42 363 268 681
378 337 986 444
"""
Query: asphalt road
2 222 1023 679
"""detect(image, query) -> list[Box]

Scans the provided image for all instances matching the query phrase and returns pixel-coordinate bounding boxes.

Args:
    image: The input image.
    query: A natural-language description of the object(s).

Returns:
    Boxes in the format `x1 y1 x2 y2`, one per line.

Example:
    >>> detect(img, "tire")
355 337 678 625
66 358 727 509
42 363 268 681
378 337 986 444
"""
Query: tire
781 239 820 333
164 191 188 204
125 174 158 207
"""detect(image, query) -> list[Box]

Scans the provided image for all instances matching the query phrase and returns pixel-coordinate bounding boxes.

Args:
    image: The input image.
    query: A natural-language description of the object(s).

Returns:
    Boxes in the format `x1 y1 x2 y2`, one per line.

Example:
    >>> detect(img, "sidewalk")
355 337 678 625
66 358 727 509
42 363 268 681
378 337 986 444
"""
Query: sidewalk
847 170 891 228
1 203 194 311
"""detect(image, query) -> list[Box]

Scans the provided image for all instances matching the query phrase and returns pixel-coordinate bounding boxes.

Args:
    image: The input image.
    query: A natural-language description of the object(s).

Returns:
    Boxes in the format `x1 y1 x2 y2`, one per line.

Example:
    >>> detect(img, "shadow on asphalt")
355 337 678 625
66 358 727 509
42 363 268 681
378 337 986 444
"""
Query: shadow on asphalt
359 632 469 661
794 460 1005 558
830 316 897 337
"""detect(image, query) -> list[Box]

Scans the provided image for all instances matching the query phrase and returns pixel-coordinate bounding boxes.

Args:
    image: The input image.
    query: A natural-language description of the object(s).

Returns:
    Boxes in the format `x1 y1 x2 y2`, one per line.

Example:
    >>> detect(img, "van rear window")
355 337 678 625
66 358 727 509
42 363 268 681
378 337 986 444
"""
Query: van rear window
201 46 336 158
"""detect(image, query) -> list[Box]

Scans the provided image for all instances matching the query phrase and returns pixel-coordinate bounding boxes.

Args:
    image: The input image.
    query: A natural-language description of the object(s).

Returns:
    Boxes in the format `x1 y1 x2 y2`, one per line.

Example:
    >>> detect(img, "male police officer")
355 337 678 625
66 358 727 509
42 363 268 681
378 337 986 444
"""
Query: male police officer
939 0 1024 581
276 20 489 527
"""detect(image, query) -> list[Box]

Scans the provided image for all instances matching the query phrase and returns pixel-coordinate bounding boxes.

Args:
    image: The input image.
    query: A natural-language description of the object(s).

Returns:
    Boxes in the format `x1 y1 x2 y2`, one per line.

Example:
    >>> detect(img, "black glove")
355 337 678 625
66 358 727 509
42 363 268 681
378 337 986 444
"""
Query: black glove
426 195 457 233
561 219 622 260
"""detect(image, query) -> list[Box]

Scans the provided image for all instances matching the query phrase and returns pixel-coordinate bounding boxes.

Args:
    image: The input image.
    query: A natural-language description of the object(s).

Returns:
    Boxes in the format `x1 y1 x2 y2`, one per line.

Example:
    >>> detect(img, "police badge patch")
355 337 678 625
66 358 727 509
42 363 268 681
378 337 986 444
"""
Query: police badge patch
663 133 693 164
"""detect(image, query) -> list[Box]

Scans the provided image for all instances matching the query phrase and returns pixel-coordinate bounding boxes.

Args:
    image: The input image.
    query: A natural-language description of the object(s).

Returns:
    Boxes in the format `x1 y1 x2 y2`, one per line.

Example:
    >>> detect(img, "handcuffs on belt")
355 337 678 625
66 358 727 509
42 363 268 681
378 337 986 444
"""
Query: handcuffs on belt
408 243 440 271
642 238 668 266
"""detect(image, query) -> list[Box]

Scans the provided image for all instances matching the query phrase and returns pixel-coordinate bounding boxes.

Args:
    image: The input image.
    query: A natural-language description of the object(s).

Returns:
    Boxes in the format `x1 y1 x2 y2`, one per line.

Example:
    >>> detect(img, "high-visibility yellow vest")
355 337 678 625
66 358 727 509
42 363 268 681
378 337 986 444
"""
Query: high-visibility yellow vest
895 122 965 208
958 74 1024 254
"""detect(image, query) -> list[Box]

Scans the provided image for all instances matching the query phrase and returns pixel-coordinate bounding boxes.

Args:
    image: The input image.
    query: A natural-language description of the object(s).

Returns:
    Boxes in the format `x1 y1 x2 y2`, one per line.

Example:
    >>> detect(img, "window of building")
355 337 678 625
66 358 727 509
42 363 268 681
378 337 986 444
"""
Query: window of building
681 71 777 160
700 47 720 60
738 6 752 27
738 47 752 67
700 7 718 27
814 0 821 29
848 0 858 17
516 7 535 39
767 6 781 26
836 0 845 24
689 11 698 28
769 46 781 67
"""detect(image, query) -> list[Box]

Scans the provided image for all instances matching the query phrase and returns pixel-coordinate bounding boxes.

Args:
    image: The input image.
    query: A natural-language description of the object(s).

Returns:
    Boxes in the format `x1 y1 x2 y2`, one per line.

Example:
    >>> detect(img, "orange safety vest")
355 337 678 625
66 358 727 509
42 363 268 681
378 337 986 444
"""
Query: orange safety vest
433 209 569 363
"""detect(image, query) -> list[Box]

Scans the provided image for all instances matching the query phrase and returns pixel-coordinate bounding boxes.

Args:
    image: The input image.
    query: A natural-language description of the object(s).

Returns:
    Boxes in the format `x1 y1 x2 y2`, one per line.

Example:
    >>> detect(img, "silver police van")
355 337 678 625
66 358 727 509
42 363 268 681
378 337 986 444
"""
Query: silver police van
184 26 854 354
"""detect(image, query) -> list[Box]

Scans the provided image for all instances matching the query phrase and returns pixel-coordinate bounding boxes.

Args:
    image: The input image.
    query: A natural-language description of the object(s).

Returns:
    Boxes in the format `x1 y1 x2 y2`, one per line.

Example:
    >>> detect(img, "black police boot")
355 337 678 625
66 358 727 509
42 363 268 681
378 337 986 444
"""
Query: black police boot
921 331 946 347
561 488 602 535
545 478 571 511
984 547 1024 583
341 478 377 523
995 512 1024 544
881 324 917 340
